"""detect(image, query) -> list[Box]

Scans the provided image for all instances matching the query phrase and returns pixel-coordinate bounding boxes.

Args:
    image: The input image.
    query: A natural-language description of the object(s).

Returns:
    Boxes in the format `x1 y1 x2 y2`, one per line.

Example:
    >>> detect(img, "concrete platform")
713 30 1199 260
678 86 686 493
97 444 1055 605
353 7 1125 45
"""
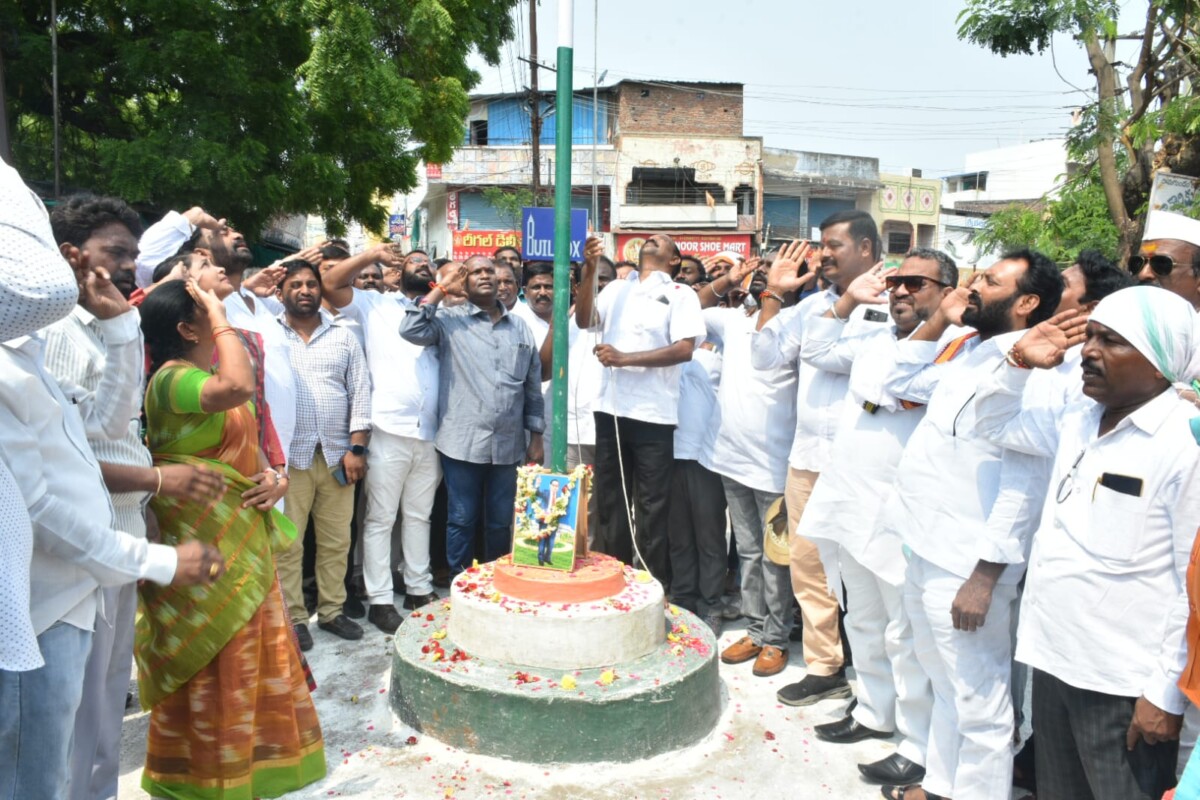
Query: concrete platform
393 601 720 762
117 598 1034 799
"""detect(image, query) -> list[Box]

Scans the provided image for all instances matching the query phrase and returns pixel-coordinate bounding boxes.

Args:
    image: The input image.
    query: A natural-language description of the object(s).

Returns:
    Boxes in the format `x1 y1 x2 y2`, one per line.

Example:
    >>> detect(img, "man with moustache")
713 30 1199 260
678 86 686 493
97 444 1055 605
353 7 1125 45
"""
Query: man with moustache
273 260 371 649
493 245 524 285
355 262 385 293
976 286 1200 800
1132 210 1200 311
496 262 521 313
575 233 706 585
511 261 554 347
400 256 544 576
323 244 440 633
740 210 881 686
875 250 1063 800
676 256 706 287
795 249 959 787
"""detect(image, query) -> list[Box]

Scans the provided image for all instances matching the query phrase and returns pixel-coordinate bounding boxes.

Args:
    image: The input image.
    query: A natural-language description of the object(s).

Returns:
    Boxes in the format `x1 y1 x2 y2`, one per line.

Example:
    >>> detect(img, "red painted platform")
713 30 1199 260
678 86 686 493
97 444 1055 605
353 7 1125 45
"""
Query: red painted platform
492 553 628 603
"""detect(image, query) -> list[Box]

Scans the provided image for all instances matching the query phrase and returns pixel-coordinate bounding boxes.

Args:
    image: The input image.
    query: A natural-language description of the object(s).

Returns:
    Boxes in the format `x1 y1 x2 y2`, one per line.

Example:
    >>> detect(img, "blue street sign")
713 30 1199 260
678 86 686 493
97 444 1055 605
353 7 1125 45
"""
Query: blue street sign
521 207 588 261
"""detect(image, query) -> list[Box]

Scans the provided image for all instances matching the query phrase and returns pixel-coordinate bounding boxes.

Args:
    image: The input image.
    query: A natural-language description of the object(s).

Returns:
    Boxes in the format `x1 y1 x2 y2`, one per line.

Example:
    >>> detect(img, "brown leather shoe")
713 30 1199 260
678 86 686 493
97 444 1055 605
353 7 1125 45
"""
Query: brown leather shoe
720 636 763 664
752 645 788 677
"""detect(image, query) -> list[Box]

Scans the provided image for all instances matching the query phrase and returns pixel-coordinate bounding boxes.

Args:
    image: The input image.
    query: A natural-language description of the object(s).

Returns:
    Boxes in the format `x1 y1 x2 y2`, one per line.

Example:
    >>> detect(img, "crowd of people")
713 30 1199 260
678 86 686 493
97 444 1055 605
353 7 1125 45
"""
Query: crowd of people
2 150 1200 800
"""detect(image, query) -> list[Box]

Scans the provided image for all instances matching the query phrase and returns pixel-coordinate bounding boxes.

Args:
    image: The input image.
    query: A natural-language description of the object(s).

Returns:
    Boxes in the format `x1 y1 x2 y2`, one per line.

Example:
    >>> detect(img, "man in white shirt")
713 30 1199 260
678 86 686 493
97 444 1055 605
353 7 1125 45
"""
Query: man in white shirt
744 210 883 688
874 250 1064 800
0 189 221 797
1132 210 1200 311
694 254 802 676
575 234 706 584
324 244 440 635
667 339 725 631
138 209 297 473
796 249 959 786
44 194 226 800
511 261 553 347
975 285 1200 800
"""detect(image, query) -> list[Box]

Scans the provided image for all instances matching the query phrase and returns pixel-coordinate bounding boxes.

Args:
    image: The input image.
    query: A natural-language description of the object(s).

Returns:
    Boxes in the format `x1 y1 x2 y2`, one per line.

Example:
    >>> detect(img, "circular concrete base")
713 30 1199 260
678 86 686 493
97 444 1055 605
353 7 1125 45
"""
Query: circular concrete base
391 601 721 763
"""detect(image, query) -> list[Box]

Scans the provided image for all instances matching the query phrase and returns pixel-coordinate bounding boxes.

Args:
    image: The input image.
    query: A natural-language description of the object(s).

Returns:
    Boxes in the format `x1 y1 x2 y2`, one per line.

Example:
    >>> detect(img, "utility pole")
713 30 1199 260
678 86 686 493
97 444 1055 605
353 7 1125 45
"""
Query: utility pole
549 0 574 472
528 0 542 205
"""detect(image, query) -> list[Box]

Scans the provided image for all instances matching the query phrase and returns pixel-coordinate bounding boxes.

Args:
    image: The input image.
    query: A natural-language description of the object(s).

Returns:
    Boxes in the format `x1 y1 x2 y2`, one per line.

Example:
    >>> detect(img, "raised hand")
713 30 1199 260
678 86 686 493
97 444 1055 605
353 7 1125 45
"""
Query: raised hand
766 240 817 294
183 207 226 232
185 277 228 321
583 236 604 269
843 261 890 306
1012 309 1089 369
375 242 406 271
243 264 286 297
726 256 761 287
938 286 972 326
77 256 132 320
439 262 469 297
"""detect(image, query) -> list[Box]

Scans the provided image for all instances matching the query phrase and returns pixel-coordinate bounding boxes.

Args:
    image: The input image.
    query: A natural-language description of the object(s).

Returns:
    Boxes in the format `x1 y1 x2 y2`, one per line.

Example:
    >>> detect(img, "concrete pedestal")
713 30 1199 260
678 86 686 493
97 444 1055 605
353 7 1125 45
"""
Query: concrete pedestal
391 601 722 763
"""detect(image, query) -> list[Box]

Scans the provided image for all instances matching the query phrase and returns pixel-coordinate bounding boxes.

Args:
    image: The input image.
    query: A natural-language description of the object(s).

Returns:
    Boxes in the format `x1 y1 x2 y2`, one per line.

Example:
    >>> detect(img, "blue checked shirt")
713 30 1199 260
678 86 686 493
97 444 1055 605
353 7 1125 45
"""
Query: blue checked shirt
277 314 371 469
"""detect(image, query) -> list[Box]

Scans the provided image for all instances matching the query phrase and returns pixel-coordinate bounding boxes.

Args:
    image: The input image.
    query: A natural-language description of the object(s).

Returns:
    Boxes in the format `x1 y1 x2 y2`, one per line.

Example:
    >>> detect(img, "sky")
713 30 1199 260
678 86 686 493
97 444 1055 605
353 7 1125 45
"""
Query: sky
467 0 1150 178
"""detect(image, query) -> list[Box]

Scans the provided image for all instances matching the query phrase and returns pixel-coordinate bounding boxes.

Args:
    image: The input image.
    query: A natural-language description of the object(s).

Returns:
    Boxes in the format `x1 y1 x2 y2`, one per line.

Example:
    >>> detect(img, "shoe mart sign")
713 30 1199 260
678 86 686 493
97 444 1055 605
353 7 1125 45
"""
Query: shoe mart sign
615 233 753 264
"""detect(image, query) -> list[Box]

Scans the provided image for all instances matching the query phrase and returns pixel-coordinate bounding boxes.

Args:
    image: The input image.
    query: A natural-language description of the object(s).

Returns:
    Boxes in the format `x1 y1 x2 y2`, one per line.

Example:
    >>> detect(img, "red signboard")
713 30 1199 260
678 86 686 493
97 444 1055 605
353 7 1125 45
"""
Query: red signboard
452 230 521 259
426 163 443 179
615 233 753 263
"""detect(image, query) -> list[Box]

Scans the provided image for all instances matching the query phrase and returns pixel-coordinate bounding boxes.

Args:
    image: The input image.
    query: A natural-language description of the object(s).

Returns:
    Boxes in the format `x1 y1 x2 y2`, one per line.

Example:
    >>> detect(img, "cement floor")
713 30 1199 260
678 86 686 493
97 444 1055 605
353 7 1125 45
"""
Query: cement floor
117 600 1030 800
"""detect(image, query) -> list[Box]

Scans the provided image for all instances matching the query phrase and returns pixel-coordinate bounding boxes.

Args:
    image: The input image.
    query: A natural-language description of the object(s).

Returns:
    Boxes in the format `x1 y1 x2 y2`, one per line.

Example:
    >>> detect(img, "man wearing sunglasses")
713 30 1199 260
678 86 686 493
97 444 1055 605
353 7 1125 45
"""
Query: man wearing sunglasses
797 248 959 787
1131 210 1200 311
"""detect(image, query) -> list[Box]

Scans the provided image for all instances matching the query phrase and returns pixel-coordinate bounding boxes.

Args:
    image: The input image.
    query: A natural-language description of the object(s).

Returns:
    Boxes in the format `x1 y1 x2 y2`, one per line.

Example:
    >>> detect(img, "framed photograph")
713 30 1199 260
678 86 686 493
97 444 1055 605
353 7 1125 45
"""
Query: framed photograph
511 467 590 571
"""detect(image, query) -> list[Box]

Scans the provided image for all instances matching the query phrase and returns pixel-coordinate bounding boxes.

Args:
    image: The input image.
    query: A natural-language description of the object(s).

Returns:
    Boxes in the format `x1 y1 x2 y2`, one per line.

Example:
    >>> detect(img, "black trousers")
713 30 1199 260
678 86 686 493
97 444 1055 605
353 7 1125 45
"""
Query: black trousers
592 412 674 584
666 459 727 614
1032 668 1178 800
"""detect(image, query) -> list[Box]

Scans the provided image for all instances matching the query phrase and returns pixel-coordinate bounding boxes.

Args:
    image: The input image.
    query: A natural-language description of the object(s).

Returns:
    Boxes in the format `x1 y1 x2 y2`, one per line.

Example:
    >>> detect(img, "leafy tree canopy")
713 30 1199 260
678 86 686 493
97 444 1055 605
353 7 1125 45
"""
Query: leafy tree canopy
1 0 517 236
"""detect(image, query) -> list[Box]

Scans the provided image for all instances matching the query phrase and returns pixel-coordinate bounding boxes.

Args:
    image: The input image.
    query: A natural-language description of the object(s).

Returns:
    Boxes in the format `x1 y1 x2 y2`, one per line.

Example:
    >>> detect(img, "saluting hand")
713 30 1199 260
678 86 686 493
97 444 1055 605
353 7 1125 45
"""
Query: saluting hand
765 240 817 295
1012 309 1089 369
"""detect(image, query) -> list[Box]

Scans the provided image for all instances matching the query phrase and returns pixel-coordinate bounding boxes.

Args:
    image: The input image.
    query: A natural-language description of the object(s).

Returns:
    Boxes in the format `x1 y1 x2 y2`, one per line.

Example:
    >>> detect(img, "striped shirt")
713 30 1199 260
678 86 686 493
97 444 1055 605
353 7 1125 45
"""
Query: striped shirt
42 305 152 538
276 313 372 469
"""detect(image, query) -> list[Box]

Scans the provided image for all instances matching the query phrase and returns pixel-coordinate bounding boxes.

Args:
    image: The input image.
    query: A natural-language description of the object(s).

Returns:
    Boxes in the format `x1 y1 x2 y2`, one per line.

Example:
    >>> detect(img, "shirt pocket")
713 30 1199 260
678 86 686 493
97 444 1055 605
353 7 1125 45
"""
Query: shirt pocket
1086 484 1148 562
509 342 533 382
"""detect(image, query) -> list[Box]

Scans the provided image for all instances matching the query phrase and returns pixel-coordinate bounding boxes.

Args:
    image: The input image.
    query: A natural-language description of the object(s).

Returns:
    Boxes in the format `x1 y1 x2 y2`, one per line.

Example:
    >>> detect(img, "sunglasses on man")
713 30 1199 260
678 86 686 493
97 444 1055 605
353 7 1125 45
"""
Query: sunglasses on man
883 275 950 292
1127 254 1177 276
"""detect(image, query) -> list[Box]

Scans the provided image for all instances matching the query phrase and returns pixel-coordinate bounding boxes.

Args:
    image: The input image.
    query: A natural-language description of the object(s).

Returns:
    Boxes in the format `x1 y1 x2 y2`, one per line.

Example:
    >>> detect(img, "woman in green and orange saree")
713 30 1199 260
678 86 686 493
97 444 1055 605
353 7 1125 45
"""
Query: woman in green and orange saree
136 278 325 799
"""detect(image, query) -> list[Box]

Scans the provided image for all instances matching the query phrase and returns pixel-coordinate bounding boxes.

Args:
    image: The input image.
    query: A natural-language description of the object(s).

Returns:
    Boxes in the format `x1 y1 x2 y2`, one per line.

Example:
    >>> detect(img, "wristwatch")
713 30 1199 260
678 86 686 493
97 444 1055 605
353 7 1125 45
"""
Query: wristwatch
350 444 369 456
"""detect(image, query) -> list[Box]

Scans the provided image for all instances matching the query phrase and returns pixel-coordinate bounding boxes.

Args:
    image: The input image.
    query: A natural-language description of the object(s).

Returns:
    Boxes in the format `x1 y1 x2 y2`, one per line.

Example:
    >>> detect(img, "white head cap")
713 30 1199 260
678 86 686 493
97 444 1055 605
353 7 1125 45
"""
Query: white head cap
1142 210 1200 248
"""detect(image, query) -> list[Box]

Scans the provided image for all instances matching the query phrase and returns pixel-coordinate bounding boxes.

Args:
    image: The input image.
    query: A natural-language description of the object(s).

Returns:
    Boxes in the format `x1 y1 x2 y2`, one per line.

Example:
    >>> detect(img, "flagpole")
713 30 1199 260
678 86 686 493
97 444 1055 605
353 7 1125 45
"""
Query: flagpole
550 0 574 473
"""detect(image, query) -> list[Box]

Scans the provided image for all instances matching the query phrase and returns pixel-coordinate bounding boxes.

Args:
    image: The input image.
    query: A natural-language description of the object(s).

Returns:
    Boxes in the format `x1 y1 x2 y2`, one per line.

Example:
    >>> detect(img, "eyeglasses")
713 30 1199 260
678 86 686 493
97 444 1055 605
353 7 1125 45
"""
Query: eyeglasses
1127 254 1177 277
1055 449 1086 503
884 275 950 292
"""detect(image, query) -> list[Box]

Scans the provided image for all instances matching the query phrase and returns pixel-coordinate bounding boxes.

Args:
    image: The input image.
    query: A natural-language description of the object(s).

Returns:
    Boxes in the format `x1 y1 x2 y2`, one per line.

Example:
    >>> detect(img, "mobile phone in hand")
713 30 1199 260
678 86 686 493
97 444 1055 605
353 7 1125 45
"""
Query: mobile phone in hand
332 464 349 486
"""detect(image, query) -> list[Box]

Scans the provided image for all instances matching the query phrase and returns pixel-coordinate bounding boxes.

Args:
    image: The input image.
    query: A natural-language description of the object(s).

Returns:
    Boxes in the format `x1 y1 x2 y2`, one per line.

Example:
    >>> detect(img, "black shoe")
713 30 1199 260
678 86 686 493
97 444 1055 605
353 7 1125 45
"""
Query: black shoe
814 715 892 744
294 623 314 652
318 614 364 641
403 592 439 610
368 604 404 634
432 568 451 589
776 671 852 706
860 753 925 786
343 595 366 619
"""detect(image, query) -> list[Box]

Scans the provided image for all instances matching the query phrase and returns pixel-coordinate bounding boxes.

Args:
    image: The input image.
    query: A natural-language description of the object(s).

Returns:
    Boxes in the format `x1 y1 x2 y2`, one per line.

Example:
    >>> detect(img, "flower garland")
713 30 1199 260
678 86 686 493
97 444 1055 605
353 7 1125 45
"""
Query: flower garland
513 463 591 542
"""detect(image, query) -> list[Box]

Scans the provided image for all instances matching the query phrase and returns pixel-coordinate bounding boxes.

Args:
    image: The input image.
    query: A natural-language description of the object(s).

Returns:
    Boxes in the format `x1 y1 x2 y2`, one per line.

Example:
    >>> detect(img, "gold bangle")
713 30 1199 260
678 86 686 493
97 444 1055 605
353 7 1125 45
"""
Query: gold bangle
153 467 163 496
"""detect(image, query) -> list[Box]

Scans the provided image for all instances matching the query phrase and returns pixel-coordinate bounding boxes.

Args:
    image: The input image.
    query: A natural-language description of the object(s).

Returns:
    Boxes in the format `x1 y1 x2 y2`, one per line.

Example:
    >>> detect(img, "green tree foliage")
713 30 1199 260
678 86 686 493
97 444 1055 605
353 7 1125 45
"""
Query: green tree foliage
0 0 517 236
481 185 553 230
958 0 1200 258
973 166 1121 262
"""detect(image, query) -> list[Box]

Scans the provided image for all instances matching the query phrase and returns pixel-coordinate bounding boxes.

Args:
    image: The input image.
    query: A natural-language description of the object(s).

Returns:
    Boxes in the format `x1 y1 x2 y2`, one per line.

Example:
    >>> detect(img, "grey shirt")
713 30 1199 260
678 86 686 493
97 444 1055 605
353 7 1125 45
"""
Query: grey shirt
399 300 544 465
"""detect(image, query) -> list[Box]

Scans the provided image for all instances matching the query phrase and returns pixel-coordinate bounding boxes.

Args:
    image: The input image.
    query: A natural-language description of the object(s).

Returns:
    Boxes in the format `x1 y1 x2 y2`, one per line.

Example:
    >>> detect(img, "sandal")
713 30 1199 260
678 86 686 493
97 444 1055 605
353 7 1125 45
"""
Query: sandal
881 786 949 800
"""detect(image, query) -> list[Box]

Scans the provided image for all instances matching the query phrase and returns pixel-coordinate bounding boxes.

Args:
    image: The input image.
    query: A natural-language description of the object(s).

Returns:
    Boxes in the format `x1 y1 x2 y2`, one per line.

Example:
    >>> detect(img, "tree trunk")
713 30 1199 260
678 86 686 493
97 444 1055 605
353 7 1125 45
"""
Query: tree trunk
1083 31 1137 260
0 44 11 166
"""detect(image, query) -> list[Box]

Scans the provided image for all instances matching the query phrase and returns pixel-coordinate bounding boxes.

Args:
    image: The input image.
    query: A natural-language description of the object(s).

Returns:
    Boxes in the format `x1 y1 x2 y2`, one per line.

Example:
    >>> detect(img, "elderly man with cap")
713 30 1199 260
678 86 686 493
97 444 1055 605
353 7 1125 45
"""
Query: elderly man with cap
1133 210 1200 311
974 286 1200 800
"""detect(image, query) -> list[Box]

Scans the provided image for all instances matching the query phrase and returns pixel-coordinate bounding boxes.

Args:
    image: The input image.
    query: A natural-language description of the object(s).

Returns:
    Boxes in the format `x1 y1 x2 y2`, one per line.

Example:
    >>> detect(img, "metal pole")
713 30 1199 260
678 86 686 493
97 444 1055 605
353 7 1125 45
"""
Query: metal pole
529 0 542 203
590 0 599 225
550 0 574 473
51 0 60 197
